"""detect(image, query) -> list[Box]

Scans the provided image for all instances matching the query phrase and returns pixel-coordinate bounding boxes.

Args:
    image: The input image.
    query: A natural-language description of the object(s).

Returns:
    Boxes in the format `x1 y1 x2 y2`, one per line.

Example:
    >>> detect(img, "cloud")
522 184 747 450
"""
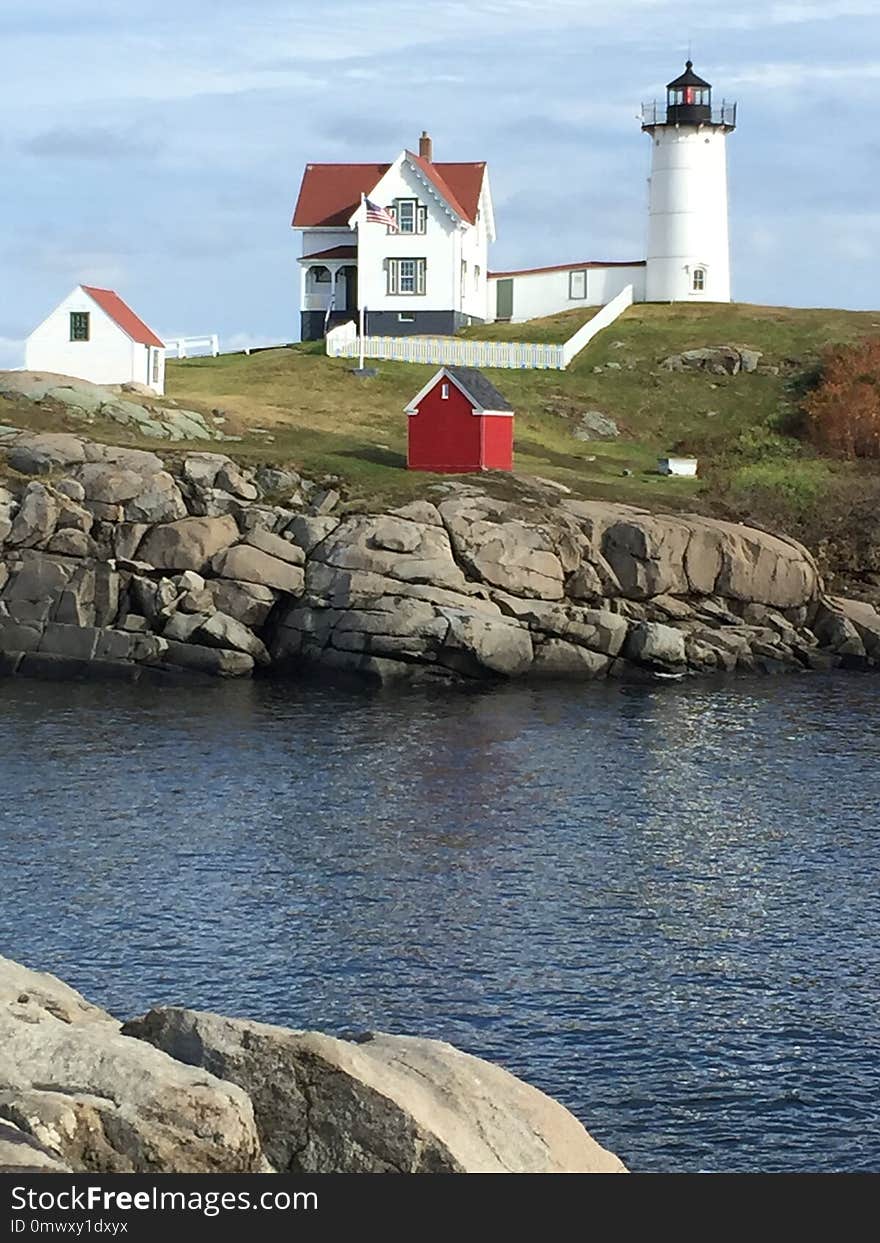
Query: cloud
22 125 162 160
2 0 880 342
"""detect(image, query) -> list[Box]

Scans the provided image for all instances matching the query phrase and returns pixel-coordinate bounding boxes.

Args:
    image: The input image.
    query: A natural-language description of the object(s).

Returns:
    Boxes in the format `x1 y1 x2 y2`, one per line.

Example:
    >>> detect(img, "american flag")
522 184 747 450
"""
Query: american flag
364 197 398 230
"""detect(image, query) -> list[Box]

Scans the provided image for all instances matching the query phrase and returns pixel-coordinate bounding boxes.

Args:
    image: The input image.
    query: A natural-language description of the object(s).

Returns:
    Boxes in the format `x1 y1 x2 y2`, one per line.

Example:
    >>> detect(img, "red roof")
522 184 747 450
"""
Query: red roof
405 153 485 223
292 157 486 228
489 260 646 278
81 285 164 348
292 164 390 228
300 245 358 262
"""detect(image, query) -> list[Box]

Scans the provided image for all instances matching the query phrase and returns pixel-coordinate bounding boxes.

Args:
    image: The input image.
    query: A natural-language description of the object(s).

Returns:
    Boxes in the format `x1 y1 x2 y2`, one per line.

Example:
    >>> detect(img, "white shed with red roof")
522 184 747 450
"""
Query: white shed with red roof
25 285 167 395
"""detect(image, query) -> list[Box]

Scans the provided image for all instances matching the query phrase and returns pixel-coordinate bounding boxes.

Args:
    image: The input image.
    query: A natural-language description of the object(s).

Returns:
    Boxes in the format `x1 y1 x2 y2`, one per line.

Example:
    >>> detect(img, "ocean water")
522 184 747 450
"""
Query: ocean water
1 672 878 1172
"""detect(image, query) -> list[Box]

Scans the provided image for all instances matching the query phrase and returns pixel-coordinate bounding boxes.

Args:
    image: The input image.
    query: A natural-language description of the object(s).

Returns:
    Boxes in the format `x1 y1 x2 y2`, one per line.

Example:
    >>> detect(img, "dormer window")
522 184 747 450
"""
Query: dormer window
692 267 706 292
393 199 427 234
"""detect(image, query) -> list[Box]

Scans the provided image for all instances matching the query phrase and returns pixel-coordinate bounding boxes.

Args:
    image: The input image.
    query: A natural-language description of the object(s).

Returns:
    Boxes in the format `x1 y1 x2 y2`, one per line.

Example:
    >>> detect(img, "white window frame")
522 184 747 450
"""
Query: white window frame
474 264 481 291
441 382 449 399
692 267 706 292
393 199 427 235
387 257 426 296
398 312 415 323
151 349 160 384
569 270 587 300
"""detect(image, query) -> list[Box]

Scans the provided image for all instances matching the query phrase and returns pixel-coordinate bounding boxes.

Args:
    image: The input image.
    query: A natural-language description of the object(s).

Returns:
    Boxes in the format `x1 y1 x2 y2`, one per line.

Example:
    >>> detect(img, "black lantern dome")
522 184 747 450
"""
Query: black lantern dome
666 60 712 124
640 60 736 131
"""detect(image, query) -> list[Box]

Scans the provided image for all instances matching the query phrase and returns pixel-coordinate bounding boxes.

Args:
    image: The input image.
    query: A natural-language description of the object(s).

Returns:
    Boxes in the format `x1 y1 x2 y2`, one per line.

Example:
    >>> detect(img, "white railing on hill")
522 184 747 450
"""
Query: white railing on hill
325 285 633 371
163 334 220 359
560 284 634 366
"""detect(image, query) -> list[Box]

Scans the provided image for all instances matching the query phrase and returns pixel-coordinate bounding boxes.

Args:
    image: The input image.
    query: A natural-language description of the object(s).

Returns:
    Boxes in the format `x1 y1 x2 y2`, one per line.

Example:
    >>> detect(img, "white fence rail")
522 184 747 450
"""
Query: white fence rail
560 284 634 366
163 334 220 359
326 285 633 371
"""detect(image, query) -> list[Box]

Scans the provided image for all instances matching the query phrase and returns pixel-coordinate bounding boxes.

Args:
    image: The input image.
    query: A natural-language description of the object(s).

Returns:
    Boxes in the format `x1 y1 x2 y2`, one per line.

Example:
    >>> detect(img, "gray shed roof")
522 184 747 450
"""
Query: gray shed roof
445 366 514 412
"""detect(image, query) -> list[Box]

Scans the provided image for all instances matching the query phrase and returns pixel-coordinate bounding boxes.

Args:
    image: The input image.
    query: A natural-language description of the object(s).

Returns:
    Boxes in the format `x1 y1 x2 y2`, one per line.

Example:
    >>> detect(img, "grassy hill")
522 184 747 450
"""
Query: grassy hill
160 301 880 519
3 301 879 581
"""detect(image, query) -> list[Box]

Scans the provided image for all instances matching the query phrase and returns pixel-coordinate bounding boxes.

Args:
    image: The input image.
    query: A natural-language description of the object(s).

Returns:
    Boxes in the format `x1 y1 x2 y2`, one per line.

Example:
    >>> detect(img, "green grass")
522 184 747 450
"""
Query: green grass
3 301 880 527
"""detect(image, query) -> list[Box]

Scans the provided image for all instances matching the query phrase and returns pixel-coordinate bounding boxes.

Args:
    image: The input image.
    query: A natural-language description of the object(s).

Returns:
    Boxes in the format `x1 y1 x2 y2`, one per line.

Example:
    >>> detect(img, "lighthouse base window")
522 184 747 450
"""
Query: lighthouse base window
692 268 706 292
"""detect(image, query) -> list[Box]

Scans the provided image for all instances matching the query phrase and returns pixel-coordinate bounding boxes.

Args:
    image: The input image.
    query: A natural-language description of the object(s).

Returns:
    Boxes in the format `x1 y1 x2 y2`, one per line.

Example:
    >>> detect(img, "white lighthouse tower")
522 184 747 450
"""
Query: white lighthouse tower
641 61 737 302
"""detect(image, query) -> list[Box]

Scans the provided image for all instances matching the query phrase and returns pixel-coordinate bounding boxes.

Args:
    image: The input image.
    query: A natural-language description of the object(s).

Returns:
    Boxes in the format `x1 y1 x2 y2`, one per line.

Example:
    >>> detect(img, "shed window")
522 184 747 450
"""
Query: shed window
151 350 160 384
70 311 90 342
441 383 449 399
692 267 706 292
569 270 587 299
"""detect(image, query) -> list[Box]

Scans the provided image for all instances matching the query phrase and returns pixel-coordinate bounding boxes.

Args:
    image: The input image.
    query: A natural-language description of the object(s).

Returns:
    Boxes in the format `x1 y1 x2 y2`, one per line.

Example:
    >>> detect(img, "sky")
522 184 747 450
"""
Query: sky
2 0 879 366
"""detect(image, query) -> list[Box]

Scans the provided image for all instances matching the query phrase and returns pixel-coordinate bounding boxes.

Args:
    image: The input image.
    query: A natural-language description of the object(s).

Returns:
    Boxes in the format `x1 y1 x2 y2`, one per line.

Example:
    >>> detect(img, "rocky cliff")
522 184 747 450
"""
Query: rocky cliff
2 425 880 685
0 955 626 1174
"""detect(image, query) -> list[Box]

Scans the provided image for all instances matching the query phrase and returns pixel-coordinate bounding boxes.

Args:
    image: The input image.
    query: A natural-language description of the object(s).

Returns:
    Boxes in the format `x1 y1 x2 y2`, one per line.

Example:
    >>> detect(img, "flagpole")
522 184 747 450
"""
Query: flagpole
358 192 366 371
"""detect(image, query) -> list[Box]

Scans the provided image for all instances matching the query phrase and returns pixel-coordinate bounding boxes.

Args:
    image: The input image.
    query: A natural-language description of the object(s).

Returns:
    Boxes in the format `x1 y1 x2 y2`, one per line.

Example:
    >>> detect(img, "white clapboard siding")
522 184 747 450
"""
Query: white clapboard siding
326 286 632 372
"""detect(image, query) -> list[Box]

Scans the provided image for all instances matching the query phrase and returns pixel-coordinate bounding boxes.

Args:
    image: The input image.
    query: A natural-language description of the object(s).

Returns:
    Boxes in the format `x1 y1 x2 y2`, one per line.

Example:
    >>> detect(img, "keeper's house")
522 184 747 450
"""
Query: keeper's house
292 132 495 341
405 366 514 474
25 285 166 395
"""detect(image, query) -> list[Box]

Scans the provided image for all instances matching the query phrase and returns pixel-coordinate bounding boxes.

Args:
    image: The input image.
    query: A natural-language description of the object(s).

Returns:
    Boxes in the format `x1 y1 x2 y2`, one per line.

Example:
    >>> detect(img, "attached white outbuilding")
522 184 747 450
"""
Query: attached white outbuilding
24 285 166 396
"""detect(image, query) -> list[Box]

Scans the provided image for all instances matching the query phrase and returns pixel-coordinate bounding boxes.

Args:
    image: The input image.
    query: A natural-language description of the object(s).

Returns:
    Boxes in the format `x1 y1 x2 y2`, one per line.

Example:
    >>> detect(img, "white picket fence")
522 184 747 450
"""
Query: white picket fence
326 285 633 371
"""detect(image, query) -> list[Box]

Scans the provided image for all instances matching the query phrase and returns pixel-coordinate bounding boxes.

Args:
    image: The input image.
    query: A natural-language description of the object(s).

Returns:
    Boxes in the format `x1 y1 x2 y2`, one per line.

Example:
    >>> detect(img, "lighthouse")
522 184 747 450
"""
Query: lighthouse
641 62 737 302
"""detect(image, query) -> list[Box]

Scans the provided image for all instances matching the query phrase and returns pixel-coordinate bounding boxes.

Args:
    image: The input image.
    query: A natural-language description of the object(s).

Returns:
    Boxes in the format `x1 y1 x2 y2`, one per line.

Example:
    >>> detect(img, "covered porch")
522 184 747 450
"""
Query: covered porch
299 246 358 339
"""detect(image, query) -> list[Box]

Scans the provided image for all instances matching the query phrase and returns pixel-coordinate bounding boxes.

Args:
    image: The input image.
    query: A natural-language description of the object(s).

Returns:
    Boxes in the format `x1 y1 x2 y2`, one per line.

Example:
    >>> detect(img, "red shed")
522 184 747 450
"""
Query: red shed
405 366 514 473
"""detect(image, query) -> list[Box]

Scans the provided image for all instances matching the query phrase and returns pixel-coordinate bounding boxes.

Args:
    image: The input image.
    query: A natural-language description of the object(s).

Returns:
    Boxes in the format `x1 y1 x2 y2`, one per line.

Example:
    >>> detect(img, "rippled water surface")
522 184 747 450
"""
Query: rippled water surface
1 673 879 1172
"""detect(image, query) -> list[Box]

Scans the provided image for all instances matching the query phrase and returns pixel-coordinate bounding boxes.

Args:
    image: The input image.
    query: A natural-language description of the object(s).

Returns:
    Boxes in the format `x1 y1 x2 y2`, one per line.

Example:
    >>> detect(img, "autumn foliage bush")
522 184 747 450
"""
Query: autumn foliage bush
805 336 880 458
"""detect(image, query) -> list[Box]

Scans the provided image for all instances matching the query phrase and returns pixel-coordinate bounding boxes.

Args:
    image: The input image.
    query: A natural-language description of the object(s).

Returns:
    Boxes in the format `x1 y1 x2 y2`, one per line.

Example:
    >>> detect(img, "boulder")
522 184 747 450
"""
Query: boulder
532 640 611 678
138 515 239 572
196 613 271 665
208 579 277 629
45 384 106 414
440 499 565 599
45 529 94 558
574 411 620 440
216 462 258 500
123 473 188 524
624 621 687 668
161 641 255 677
211 544 305 594
73 464 145 505
6 434 87 476
440 609 534 676
255 466 301 496
0 983 261 1173
181 453 230 489
123 1007 626 1174
0 955 112 1026
7 483 58 548
309 487 340 515
86 445 165 475
244 527 305 566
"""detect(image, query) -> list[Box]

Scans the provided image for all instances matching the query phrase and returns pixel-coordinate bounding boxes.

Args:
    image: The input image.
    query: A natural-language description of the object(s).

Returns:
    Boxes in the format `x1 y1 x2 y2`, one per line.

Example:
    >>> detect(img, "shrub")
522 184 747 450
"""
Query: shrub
805 336 880 458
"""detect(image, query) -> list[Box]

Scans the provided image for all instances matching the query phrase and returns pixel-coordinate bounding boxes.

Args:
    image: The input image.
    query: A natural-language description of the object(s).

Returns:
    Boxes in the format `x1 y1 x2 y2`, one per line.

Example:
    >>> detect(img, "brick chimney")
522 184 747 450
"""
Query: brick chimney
419 130 433 162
